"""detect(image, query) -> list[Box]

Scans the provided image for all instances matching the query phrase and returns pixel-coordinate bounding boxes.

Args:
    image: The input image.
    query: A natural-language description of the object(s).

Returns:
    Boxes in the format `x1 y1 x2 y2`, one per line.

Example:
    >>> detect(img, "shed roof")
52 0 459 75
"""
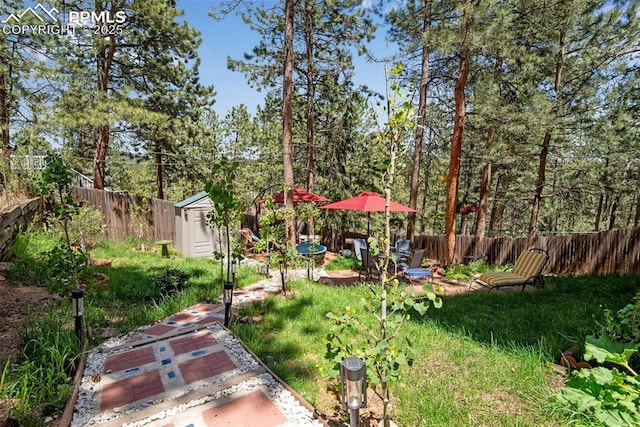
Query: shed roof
175 191 210 208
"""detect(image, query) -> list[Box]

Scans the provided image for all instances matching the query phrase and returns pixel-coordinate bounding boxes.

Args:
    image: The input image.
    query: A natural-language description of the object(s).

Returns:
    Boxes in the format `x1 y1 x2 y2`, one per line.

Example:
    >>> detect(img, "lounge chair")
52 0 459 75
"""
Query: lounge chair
239 228 259 251
472 248 549 292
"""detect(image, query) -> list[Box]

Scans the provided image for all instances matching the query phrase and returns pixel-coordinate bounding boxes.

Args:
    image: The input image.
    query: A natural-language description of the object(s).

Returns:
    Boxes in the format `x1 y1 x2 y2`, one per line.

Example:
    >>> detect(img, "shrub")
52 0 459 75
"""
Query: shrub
48 203 106 250
599 291 640 372
152 269 190 298
444 259 510 282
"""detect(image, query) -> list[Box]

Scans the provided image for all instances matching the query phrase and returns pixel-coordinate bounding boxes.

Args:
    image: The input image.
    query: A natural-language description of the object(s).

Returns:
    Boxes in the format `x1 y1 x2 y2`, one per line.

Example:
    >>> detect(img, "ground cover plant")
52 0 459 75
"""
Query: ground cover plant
233 274 640 426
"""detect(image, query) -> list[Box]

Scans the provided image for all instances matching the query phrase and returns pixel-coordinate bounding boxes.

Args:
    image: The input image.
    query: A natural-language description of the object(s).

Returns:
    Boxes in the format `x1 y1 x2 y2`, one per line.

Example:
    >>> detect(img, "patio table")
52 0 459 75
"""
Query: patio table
296 243 327 279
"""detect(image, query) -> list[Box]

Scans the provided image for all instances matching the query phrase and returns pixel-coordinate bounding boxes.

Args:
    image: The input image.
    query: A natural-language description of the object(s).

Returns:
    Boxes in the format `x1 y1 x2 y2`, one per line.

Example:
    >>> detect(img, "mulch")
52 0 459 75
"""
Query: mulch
318 275 361 286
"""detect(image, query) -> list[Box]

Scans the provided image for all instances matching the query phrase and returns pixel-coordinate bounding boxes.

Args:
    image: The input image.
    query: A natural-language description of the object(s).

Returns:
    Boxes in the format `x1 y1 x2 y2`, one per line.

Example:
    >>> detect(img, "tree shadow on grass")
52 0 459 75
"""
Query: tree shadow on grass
413 274 640 358
234 292 321 383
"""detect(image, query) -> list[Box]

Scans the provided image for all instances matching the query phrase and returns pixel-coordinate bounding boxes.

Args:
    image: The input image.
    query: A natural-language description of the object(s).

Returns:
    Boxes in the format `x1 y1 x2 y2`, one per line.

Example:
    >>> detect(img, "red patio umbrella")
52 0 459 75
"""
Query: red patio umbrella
257 187 331 204
319 191 417 236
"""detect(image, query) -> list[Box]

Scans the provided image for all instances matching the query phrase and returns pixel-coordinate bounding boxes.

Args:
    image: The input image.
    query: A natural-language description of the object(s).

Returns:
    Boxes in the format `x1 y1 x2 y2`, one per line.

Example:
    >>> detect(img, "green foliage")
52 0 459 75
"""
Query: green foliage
555 334 639 427
234 279 559 426
324 255 356 271
205 158 244 228
324 280 442 385
47 203 106 250
152 269 190 299
45 244 92 296
444 259 510 282
205 157 245 282
34 152 91 295
6 231 57 286
600 291 640 345
258 194 298 291
0 310 80 424
130 197 152 247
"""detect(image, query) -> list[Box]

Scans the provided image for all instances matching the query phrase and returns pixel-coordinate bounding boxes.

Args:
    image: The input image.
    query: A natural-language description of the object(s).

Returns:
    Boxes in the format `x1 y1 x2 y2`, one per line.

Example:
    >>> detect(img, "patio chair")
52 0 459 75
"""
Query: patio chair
471 248 549 292
358 248 380 281
239 228 259 251
396 248 426 273
391 238 411 262
399 249 432 283
353 238 367 261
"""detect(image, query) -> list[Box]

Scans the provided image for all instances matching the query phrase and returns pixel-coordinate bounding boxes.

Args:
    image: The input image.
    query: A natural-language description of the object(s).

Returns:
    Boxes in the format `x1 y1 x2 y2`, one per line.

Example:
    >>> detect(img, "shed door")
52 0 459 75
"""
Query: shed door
190 208 214 257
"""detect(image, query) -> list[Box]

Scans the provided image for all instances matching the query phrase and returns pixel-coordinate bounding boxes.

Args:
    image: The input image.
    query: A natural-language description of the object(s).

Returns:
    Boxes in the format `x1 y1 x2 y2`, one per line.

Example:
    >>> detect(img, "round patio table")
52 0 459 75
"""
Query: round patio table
296 243 327 279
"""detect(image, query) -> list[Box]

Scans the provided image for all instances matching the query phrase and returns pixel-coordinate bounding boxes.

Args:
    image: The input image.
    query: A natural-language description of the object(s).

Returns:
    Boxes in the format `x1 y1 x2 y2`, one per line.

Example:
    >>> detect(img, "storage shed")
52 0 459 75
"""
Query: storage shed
174 192 226 258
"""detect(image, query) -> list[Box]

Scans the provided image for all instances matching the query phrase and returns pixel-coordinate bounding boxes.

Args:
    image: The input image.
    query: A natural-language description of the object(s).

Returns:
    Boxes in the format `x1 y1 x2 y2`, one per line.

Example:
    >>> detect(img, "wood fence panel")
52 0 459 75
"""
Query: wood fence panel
72 187 175 241
409 226 640 276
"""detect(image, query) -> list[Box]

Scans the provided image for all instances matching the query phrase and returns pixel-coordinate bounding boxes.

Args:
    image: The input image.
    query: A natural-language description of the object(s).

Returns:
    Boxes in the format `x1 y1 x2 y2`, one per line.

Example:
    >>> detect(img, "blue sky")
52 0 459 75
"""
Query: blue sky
176 0 395 117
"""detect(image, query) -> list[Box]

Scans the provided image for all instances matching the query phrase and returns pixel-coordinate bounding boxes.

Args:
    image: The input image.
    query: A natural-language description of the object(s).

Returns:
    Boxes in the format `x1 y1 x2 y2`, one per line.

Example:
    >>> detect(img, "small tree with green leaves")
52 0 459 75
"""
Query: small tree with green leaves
35 152 91 296
130 196 152 251
205 158 244 287
258 192 297 294
324 64 443 427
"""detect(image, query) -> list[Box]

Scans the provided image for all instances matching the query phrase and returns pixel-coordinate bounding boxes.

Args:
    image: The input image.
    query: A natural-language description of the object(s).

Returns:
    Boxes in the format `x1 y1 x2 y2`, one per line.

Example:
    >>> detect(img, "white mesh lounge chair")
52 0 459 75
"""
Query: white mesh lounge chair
472 248 549 292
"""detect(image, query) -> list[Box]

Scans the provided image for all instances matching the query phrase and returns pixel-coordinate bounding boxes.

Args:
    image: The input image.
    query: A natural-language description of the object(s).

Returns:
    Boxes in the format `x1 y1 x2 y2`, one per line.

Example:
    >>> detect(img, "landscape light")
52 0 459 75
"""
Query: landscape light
278 259 286 293
340 356 367 427
71 288 85 342
223 281 233 327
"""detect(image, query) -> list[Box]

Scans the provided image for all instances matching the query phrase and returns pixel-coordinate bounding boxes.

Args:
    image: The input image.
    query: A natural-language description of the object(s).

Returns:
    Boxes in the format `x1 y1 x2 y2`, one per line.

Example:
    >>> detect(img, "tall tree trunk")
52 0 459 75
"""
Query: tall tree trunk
156 142 164 199
93 27 116 190
476 53 502 239
0 54 12 189
304 1 315 237
0 58 10 156
528 30 565 247
608 195 620 230
594 193 603 231
406 0 432 243
528 129 551 246
445 0 472 265
282 0 296 248
634 195 640 227
420 155 433 234
94 125 109 189
489 172 508 235
476 159 492 238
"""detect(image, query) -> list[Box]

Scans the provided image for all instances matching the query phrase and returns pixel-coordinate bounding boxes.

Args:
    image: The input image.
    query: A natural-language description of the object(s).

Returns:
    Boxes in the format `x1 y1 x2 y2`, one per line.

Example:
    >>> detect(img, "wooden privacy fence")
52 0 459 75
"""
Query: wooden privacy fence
72 187 175 241
413 227 640 276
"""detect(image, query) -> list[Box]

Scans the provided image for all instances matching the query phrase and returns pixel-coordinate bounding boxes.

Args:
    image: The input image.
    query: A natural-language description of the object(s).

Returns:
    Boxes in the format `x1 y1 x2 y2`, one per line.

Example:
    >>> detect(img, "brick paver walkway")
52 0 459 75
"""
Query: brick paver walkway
71 280 324 427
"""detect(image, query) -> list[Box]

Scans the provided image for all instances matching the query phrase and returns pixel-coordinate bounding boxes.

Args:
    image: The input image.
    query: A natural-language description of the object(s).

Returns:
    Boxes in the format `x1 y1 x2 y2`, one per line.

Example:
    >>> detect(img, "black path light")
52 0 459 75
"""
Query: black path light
223 280 233 327
71 288 85 342
278 259 286 293
231 258 238 286
340 356 367 427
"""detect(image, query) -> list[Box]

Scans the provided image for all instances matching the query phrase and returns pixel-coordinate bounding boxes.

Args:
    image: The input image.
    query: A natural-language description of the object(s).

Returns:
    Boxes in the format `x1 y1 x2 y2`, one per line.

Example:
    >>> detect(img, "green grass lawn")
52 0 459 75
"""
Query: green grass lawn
232 274 639 426
4 233 639 426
